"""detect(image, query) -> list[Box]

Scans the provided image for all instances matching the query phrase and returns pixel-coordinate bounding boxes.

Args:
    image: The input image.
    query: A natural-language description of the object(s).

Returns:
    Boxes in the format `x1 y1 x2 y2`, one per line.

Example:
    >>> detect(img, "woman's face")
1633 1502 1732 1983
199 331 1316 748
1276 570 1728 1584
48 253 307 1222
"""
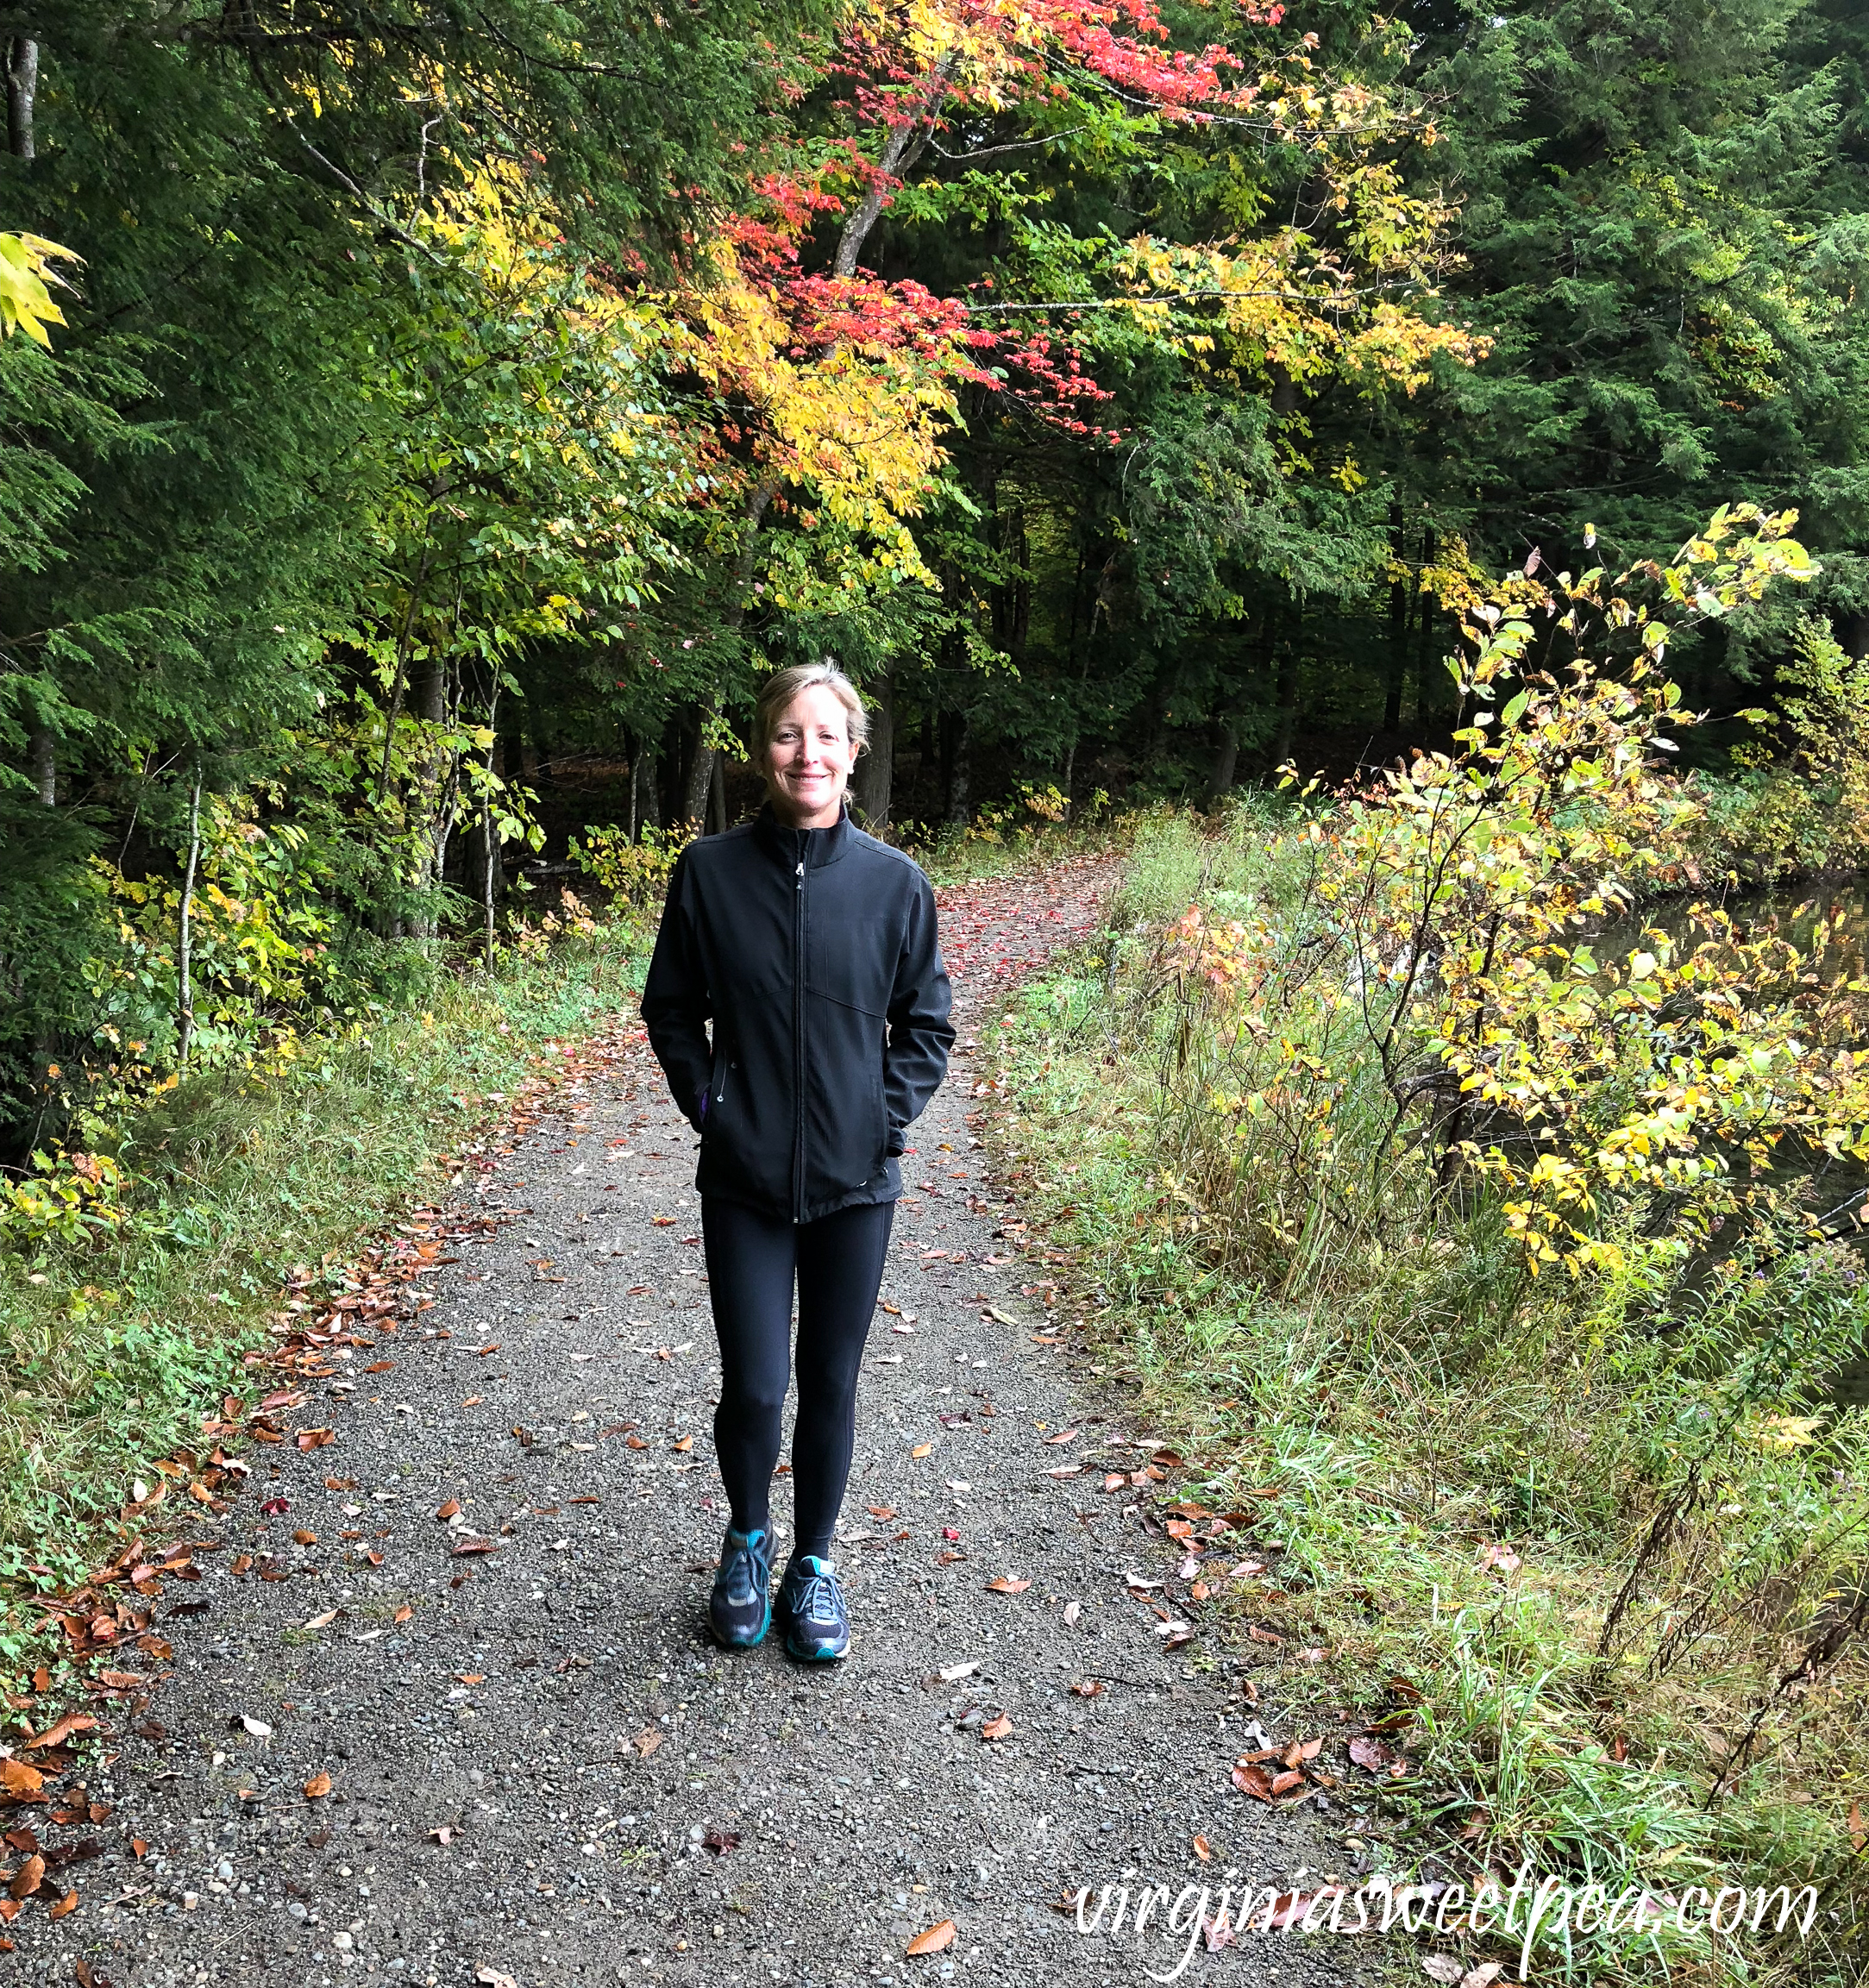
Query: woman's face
765 684 858 829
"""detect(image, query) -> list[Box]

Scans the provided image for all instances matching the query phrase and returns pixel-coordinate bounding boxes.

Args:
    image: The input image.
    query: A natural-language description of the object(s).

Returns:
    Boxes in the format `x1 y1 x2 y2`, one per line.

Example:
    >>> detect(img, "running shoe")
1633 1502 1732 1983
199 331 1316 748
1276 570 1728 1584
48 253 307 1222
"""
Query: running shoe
709 1525 773 1649
776 1552 850 1662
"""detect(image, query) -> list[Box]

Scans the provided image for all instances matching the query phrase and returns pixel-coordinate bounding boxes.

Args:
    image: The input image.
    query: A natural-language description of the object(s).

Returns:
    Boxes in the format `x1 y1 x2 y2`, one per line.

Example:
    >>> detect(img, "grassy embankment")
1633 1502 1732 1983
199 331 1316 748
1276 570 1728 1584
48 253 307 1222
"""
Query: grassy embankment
993 804 1869 1986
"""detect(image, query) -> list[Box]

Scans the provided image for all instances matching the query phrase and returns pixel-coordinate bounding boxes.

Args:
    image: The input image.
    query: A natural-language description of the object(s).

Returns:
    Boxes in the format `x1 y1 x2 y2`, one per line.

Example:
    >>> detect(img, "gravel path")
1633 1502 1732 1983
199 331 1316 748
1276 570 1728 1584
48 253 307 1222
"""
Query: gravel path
23 853 1372 1988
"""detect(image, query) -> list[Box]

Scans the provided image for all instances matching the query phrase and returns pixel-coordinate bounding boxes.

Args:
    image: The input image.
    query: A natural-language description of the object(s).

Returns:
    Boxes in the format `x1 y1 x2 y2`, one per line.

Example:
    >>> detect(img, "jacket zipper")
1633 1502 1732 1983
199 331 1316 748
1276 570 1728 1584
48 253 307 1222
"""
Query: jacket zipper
793 854 806 1222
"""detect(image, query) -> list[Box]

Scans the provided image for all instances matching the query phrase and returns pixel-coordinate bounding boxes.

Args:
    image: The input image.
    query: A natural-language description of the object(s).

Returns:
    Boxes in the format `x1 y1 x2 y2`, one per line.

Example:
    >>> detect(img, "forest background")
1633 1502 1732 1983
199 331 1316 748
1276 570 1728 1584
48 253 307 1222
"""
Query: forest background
5 0 1868 1177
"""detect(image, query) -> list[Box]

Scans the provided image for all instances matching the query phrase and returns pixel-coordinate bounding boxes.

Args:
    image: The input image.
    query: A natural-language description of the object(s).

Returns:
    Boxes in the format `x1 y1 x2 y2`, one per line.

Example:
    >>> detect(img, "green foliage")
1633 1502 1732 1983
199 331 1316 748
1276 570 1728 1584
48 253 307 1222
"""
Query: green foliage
568 823 692 912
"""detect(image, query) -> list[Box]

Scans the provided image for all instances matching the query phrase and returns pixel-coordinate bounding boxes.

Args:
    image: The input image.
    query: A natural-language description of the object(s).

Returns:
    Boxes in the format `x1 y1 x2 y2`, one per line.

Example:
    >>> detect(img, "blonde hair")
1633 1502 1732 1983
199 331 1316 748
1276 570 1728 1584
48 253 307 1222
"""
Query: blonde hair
752 662 869 764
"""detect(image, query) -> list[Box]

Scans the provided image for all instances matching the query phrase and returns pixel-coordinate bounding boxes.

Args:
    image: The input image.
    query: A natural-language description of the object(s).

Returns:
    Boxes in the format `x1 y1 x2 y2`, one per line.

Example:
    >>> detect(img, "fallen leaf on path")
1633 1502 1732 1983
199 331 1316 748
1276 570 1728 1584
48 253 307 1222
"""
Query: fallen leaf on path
672 1437 693 1453
304 1611 338 1632
702 1828 739 1853
474 1970 518 1988
239 1716 272 1740
1193 1835 1212 1861
451 1539 495 1557
393 1606 413 1624
1069 1680 1103 1698
363 1361 393 1374
47 1888 77 1920
1231 1764 1273 1802
981 1714 1013 1741
9 1856 42 1899
430 1826 456 1846
911 1444 933 1459
0 1761 43 1797
22 1715 94 1753
1349 1735 1395 1772
906 1920 956 1956
436 1500 461 1521
462 1396 484 1408
632 1731 662 1758
304 1772 332 1800
294 1428 335 1452
984 1577 1030 1595
1421 1960 1464 1985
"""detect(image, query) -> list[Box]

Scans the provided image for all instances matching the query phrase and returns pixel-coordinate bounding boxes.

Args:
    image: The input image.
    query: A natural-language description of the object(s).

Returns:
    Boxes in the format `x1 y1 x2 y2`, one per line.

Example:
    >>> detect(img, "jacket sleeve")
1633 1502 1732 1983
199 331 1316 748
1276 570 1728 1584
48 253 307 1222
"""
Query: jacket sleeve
640 850 713 1132
883 871 956 1152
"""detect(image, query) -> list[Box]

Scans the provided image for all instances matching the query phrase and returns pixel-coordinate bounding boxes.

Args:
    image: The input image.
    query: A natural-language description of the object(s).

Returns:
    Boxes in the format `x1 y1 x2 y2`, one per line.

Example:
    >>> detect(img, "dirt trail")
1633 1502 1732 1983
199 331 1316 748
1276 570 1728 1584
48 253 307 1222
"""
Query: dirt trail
28 850 1359 1988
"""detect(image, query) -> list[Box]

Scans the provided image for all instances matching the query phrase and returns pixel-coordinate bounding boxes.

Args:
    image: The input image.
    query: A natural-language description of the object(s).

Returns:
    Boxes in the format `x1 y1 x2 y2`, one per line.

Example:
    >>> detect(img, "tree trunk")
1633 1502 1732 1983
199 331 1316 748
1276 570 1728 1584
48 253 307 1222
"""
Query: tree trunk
1383 503 1408 733
177 772 203 1067
28 718 53 806
412 655 453 943
7 38 35 161
1414 529 1438 730
707 749 726 835
940 711 970 826
1204 720 1239 806
1273 605 1302 765
660 728 683 830
853 668 894 831
625 728 649 841
527 693 553 790
685 482 776 825
479 687 503 970
832 56 956 278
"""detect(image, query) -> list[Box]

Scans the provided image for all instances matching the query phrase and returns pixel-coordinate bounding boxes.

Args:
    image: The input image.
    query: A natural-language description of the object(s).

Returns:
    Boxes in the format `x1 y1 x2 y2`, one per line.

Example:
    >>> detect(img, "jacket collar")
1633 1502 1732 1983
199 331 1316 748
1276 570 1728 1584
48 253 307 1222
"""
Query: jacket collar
754 799 853 871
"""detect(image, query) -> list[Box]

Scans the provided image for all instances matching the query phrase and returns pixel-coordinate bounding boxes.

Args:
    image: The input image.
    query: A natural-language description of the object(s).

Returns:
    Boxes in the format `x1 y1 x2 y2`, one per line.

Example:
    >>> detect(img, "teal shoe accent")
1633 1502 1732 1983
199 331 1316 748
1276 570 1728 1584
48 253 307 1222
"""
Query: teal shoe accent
709 1525 773 1649
777 1552 850 1662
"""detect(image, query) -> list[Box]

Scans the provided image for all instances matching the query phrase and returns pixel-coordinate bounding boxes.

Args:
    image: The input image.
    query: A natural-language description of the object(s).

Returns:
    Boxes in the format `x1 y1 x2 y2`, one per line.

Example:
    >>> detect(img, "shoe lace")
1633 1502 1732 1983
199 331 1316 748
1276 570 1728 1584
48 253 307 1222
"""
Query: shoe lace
723 1538 768 1606
793 1565 843 1624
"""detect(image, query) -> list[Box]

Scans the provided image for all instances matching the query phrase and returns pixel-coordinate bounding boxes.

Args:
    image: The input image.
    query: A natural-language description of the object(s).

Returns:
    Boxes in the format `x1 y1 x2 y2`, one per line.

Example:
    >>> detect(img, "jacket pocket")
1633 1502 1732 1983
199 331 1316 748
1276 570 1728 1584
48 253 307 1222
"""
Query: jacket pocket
868 1063 889 1176
802 995 887 1205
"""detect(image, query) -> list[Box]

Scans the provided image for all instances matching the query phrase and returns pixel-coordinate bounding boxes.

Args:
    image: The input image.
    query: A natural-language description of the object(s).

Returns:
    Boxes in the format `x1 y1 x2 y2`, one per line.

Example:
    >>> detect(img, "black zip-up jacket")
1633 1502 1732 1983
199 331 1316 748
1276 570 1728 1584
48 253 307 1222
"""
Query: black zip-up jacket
640 803 954 1222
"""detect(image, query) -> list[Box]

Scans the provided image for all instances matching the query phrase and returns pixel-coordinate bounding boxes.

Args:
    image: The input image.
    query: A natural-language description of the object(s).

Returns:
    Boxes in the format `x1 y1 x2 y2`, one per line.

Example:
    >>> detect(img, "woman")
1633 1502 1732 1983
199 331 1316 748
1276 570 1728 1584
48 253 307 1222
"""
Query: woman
641 662 954 1660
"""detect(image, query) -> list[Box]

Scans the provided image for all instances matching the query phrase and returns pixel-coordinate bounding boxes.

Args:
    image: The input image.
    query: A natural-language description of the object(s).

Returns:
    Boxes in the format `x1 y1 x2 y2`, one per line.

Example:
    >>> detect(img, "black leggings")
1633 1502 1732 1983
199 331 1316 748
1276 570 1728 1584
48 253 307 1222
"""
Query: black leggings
701 1195 895 1560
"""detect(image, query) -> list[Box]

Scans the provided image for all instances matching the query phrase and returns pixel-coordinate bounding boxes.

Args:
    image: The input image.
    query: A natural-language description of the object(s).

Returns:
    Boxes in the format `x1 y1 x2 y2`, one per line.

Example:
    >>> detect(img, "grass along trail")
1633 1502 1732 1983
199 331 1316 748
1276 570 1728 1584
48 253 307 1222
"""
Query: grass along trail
13 848 1359 1988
